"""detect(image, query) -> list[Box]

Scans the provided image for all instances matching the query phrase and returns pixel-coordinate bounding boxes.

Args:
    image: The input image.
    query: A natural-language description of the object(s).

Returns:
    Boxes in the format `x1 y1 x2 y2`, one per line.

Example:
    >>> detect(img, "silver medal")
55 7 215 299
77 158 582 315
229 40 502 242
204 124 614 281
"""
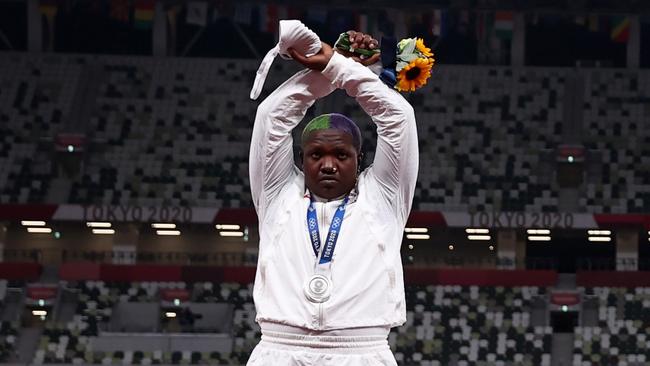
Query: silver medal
304 274 332 303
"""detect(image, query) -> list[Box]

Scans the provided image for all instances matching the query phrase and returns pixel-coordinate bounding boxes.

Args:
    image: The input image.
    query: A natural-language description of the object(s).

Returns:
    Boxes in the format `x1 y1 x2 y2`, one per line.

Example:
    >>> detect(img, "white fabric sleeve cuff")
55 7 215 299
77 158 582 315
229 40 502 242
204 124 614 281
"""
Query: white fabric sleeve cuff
321 52 348 86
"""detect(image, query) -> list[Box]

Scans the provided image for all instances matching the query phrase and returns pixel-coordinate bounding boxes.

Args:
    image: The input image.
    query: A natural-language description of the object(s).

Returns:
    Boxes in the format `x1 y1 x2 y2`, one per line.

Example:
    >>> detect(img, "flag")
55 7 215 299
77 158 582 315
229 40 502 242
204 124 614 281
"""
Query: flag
375 9 394 36
367 11 378 36
287 6 301 20
134 0 154 29
257 3 278 33
476 10 494 41
393 10 407 39
39 0 58 19
353 12 378 37
460 9 470 25
588 14 599 32
458 9 470 36
475 11 485 40
494 11 514 39
305 7 327 24
440 9 451 38
432 9 442 36
186 1 207 26
610 16 630 43
267 3 278 33
167 4 181 28
277 5 288 21
233 3 252 25
356 12 368 33
328 10 354 35
110 0 130 23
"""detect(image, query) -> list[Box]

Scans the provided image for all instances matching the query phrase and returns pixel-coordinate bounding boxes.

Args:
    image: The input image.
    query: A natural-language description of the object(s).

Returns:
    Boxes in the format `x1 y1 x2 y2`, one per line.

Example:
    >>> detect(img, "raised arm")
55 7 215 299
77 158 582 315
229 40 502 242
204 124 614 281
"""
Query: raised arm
321 52 419 224
249 67 336 219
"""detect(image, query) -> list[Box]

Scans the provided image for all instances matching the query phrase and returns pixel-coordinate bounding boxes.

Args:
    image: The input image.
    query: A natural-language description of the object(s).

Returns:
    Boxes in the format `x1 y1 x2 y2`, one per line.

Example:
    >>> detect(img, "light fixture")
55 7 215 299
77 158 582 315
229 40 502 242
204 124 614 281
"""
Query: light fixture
587 230 611 236
408 244 414 250
152 223 176 229
588 236 612 242
92 229 115 235
406 234 430 240
219 231 244 237
32 310 47 316
173 299 181 306
465 228 489 234
527 229 550 235
157 230 181 236
448 245 454 250
528 236 551 241
86 222 112 228
489 245 494 251
405 227 428 233
21 221 46 226
165 312 177 318
216 224 241 230
27 227 52 233
467 235 491 241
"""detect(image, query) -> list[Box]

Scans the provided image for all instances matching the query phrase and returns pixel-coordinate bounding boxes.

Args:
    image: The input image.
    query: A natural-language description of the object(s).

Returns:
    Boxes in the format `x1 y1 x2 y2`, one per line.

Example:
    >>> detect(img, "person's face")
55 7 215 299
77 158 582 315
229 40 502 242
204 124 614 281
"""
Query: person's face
302 129 359 200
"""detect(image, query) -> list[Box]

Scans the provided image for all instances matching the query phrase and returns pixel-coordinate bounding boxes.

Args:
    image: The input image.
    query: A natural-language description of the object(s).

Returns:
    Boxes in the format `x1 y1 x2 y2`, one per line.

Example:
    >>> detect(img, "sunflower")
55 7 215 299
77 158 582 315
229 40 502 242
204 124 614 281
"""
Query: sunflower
415 38 433 57
396 58 433 92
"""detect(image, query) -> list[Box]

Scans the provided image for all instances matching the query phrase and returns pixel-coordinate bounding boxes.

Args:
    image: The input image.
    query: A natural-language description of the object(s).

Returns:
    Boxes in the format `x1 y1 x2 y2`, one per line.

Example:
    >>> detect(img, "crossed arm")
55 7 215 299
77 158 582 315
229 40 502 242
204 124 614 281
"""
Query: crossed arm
250 37 418 224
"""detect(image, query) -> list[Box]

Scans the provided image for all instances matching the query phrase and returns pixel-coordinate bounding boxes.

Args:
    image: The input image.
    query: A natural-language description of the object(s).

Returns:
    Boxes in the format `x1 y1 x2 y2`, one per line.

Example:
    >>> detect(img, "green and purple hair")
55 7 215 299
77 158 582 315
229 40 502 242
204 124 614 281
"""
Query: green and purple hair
301 113 362 153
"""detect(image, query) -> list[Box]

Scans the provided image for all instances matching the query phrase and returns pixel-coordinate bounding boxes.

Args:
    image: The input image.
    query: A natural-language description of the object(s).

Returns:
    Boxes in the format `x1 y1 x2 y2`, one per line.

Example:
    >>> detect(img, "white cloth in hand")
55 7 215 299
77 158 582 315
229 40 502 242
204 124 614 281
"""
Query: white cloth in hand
250 20 321 100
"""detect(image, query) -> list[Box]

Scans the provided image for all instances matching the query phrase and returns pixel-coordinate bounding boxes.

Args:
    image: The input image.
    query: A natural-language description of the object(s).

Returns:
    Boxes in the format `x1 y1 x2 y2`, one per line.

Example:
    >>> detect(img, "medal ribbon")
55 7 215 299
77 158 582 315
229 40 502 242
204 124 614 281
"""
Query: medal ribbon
306 196 349 265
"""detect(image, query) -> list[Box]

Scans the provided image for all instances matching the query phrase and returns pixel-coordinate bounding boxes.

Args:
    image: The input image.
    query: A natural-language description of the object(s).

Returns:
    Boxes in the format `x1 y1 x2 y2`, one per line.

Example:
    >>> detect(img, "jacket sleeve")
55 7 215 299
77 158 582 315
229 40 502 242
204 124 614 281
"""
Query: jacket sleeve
321 52 419 224
249 69 337 220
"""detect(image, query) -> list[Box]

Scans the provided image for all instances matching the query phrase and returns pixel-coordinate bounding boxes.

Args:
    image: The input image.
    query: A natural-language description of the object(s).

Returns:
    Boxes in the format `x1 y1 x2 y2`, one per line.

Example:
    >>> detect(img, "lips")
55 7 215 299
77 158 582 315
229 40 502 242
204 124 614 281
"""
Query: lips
319 176 338 182
319 176 338 187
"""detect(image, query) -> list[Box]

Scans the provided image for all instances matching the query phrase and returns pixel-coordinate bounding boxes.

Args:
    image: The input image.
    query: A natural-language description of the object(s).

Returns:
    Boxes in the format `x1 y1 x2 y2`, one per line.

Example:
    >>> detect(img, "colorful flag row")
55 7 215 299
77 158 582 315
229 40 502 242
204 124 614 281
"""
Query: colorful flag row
36 0 639 44
573 14 630 42
574 14 631 42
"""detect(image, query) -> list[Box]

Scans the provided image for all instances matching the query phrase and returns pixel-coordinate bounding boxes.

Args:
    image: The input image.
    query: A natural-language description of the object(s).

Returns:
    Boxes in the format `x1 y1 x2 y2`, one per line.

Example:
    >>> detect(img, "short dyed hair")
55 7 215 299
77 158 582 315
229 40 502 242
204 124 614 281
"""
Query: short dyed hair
301 113 362 153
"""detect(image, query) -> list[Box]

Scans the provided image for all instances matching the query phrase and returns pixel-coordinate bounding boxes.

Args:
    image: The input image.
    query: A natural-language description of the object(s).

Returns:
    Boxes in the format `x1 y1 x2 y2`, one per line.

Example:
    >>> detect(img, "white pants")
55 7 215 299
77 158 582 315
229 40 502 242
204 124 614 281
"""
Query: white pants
246 323 398 366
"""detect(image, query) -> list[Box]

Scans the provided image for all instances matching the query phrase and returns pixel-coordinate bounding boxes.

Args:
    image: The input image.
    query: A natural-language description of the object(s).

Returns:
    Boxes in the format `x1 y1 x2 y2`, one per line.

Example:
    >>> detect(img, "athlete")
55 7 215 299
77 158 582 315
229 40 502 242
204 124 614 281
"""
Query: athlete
248 31 418 365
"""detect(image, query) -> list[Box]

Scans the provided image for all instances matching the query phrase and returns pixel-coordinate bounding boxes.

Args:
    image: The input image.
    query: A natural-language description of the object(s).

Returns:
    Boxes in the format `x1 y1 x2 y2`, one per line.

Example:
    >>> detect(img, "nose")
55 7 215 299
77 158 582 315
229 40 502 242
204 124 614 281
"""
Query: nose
320 157 337 174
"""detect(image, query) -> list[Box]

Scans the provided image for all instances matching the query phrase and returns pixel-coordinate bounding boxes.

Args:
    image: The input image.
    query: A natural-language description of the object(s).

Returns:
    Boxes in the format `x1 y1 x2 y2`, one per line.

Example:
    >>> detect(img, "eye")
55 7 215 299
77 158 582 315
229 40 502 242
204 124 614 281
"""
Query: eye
310 152 321 159
337 153 348 160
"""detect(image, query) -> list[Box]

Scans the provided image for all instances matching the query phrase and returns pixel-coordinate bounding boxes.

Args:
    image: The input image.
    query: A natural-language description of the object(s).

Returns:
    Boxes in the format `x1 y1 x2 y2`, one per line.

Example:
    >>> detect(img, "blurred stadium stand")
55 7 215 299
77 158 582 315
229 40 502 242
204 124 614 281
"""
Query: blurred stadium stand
1 0 650 365
0 265 647 364
0 51 649 213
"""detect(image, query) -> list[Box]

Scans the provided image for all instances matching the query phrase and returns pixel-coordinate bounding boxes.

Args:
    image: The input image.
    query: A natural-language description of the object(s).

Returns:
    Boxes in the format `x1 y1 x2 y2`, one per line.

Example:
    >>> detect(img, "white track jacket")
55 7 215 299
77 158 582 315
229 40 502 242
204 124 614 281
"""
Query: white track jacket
249 52 419 331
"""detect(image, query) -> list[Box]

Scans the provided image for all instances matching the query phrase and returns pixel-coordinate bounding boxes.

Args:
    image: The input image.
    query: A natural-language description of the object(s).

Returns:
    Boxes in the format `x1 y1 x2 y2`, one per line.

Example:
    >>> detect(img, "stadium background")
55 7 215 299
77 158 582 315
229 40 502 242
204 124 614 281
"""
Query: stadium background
0 0 649 365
